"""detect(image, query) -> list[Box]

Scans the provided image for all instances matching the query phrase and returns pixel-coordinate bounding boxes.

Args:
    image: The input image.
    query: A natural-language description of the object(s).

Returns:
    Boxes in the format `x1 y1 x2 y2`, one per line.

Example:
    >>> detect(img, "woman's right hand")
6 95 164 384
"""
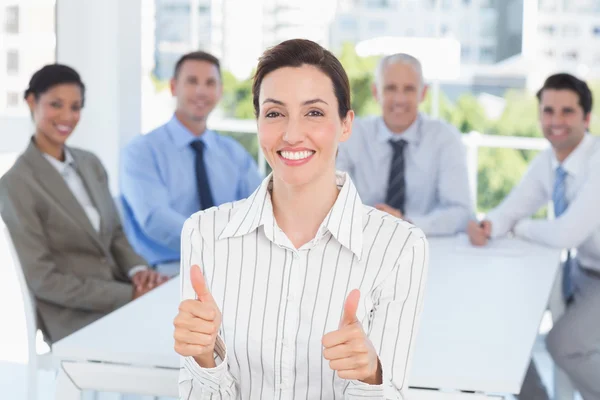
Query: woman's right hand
173 265 222 368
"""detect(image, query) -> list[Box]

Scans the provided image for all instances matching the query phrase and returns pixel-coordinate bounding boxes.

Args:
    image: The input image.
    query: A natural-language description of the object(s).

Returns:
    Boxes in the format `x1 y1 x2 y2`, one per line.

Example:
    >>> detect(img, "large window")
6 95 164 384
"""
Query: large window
140 0 600 212
539 0 558 11
6 92 19 108
564 0 600 12
0 0 55 159
6 50 18 75
4 5 18 34
0 1 55 116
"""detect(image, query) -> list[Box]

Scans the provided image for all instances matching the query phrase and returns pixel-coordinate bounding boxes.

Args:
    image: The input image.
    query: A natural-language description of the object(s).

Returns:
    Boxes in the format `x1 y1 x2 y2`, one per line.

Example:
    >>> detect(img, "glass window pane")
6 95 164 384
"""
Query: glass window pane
4 5 19 34
0 1 55 118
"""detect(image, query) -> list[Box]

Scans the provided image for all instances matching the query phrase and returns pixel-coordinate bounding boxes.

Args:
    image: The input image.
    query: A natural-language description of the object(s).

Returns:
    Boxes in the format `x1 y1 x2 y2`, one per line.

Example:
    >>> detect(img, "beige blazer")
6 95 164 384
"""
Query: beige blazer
0 139 147 343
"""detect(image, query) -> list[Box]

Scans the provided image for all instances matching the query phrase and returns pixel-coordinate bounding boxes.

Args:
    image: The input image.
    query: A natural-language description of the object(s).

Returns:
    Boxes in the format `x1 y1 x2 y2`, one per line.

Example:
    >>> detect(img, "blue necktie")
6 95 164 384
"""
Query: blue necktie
553 165 574 301
386 139 407 214
190 141 215 210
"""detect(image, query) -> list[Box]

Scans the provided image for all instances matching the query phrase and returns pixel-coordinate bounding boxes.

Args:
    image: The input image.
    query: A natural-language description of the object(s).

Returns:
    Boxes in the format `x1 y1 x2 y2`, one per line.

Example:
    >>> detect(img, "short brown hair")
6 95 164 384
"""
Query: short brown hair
536 73 592 116
252 39 351 119
173 51 221 79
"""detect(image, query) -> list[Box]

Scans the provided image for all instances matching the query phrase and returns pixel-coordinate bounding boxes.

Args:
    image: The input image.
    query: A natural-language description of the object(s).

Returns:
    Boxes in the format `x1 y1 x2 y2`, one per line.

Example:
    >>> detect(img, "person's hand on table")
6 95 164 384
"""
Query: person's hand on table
132 269 169 299
467 219 492 247
173 265 221 368
322 289 382 385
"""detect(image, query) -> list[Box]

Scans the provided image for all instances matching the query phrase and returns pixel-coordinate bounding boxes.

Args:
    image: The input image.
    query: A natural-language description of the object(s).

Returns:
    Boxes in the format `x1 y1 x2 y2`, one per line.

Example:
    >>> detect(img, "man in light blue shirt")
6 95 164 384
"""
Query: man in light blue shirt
469 73 600 400
120 51 262 275
337 53 472 236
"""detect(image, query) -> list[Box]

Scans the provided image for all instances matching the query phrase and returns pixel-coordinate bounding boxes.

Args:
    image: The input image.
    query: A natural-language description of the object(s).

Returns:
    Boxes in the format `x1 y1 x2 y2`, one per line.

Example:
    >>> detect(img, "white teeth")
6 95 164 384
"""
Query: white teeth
56 125 71 133
280 151 314 160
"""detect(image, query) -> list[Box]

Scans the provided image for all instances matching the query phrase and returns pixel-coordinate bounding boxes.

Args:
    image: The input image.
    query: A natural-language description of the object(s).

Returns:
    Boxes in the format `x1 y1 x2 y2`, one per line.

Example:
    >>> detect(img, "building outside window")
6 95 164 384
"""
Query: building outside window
6 50 19 75
4 5 19 34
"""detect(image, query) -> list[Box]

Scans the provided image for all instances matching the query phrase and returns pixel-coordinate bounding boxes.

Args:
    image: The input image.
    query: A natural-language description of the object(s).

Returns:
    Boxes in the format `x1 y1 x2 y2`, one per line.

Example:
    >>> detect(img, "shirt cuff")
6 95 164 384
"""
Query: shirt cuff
183 336 235 392
127 265 148 278
513 219 533 240
345 380 385 398
344 358 386 399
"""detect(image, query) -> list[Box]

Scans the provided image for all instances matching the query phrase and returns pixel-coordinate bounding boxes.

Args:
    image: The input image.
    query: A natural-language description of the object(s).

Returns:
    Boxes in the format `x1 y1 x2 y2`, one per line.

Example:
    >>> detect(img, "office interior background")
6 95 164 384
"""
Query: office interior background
0 0 599 398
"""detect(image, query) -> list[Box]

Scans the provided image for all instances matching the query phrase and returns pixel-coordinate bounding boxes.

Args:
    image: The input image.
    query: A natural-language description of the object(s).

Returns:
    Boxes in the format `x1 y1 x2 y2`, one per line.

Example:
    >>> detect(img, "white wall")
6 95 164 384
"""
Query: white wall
0 118 32 155
56 0 142 195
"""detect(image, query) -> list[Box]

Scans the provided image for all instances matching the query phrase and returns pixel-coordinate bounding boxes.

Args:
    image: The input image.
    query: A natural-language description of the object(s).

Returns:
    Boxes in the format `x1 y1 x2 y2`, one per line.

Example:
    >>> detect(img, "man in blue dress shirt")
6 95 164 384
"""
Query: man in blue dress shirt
120 51 262 275
337 53 472 236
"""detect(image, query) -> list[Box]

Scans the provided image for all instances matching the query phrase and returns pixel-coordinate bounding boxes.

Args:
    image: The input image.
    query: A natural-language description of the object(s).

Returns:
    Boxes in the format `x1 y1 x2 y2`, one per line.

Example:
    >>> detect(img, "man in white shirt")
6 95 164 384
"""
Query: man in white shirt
468 73 600 400
337 53 473 236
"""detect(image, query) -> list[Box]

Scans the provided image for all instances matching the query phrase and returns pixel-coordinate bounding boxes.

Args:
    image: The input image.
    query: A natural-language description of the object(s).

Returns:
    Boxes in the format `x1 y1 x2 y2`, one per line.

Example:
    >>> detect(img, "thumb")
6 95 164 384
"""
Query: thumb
340 289 360 328
190 265 214 303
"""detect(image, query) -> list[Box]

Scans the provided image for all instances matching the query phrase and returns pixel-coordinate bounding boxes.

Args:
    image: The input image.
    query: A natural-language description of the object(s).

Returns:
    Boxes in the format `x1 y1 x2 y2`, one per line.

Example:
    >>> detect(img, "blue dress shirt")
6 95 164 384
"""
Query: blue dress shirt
337 113 473 236
120 115 263 265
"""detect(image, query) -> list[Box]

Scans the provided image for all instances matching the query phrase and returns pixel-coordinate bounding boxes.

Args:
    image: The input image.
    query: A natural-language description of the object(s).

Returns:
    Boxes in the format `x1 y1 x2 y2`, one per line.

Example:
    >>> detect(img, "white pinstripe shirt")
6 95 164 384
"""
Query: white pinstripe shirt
178 172 429 399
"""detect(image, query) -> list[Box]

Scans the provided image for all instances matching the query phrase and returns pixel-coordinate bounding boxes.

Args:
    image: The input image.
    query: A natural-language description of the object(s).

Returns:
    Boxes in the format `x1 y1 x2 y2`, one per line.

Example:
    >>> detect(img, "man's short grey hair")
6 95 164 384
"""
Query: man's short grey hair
374 53 424 89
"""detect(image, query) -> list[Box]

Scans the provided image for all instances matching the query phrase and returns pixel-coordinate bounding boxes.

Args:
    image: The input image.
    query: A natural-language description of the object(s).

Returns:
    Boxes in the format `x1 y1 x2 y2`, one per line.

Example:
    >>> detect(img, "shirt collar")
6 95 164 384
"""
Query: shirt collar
376 112 422 145
43 149 75 176
550 133 593 177
218 171 364 259
167 114 217 150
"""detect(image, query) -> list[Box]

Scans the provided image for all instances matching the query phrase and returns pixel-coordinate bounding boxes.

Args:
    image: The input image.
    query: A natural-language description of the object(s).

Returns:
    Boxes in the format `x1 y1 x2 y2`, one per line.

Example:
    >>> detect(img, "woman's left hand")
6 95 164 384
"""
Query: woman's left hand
322 289 382 385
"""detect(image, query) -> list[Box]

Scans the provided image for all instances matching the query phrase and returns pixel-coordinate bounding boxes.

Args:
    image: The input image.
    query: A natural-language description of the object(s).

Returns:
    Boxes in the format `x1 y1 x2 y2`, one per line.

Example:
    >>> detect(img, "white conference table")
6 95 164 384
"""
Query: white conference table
53 236 562 400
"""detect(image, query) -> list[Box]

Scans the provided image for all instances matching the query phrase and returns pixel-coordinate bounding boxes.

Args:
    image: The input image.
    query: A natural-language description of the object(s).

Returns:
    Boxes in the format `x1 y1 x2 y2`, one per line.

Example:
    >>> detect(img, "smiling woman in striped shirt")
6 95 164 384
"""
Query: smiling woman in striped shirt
173 38 430 399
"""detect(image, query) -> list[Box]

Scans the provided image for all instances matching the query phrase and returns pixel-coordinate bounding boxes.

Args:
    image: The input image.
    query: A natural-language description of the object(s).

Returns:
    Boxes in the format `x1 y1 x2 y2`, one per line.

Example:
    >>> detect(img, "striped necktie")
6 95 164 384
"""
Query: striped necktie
553 165 574 301
386 139 407 213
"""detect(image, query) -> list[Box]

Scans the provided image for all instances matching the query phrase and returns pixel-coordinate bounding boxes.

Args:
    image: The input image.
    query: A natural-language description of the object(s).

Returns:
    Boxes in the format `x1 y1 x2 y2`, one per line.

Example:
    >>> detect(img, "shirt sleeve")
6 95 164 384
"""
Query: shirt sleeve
512 154 600 249
178 215 239 399
486 154 549 238
407 130 473 236
237 148 263 199
345 232 429 400
120 138 188 252
127 265 148 278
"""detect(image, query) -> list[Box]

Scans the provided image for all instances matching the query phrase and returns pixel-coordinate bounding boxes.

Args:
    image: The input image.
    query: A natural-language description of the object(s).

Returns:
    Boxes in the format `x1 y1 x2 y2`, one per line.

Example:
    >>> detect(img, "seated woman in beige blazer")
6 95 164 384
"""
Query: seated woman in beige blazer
0 64 168 343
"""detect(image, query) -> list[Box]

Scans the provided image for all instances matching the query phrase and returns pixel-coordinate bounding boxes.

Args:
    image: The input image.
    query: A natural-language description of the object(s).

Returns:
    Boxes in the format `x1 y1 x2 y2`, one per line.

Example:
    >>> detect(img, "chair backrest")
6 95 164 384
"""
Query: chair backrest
1 223 39 362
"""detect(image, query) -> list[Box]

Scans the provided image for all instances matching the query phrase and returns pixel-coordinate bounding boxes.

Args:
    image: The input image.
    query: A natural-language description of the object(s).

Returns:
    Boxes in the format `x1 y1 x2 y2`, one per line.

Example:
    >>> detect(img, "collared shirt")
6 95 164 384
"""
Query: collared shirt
43 150 146 278
337 113 473 236
487 134 600 272
178 172 429 400
120 115 263 265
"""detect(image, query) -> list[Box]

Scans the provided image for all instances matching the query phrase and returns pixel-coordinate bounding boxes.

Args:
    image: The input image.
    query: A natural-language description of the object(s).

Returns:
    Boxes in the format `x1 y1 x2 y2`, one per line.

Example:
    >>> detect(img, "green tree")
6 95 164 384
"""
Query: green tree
588 81 600 135
336 42 380 116
454 94 489 133
420 90 459 128
221 71 254 119
477 147 529 212
149 73 171 93
490 89 541 139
